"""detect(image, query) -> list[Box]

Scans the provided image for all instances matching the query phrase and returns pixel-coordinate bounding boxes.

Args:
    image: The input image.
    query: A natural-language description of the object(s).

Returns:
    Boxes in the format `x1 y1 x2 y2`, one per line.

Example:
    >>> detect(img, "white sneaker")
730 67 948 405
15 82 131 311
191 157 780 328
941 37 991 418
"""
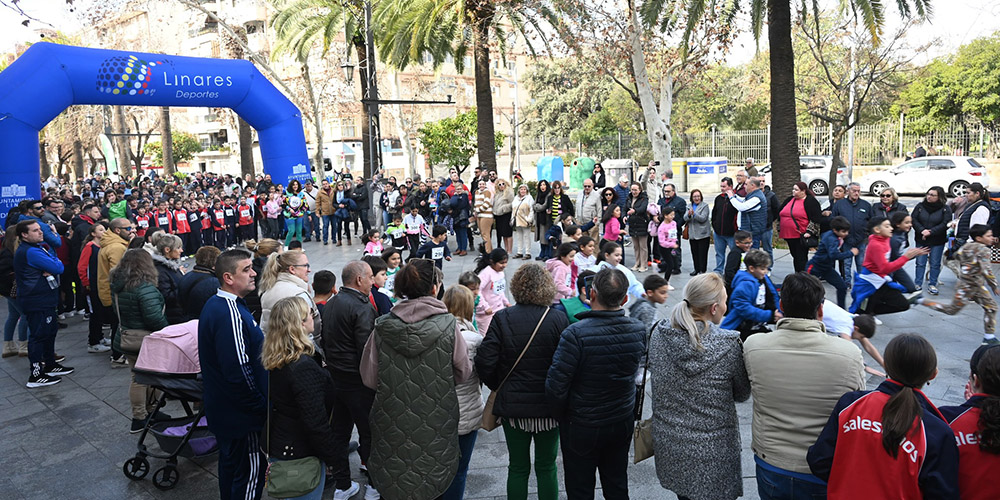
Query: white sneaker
667 284 675 291
364 485 380 500
58 313 66 320
100 338 112 346
333 481 360 500
88 344 111 353
76 309 87 316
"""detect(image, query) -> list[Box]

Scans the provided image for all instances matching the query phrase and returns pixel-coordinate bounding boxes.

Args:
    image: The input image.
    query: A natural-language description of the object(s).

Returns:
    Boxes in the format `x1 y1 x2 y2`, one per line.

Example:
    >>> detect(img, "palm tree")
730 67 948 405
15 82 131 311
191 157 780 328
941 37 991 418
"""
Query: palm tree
665 0 929 193
374 0 560 174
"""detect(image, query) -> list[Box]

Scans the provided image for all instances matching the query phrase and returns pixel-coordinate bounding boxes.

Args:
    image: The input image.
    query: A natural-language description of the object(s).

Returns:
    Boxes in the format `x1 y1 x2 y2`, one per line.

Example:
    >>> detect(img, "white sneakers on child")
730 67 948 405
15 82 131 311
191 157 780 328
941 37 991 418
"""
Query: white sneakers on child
333 481 359 500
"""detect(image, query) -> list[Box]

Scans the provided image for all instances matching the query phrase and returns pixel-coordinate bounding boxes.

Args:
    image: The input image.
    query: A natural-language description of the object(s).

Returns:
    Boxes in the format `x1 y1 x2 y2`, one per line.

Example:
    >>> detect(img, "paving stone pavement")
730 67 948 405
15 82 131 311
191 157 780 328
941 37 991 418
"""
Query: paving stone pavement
0 227 985 499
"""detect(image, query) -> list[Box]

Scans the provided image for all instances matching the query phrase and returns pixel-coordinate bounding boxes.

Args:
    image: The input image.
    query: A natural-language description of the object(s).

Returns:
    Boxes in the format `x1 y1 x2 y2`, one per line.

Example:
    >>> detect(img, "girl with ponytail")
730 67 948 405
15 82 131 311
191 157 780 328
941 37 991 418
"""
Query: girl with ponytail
648 273 750 500
808 334 959 499
474 243 510 335
940 345 1000 500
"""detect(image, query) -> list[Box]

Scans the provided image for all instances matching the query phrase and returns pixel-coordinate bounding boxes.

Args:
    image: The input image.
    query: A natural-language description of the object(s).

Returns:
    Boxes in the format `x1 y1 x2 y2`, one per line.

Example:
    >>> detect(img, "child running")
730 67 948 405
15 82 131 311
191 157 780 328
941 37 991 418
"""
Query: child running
475 245 510 336
363 230 384 257
850 217 928 315
807 216 858 308
923 224 1000 346
656 207 678 290
807 334 959 499
380 248 402 302
545 242 577 303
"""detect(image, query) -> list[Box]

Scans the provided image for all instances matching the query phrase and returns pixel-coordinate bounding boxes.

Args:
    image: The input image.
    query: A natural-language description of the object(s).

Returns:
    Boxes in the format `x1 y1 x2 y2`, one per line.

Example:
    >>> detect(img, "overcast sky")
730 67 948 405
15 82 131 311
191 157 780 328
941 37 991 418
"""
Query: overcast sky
1 0 997 65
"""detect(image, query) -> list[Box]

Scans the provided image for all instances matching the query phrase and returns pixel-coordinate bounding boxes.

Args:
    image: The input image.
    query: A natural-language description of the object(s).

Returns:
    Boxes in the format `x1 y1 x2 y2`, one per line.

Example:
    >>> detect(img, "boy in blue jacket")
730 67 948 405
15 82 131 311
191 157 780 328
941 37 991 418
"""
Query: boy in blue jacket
721 249 780 341
807 216 860 308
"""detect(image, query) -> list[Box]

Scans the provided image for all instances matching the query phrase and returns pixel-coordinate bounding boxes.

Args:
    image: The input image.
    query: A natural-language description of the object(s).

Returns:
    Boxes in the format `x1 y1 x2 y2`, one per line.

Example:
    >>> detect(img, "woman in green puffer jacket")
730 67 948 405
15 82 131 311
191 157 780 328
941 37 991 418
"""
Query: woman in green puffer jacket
110 249 169 433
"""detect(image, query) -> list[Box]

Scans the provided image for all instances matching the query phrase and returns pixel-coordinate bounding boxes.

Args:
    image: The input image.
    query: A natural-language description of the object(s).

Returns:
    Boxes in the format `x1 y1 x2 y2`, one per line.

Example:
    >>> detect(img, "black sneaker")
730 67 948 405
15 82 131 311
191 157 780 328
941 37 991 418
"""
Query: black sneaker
130 418 147 434
54 354 66 363
45 363 74 377
27 363 61 388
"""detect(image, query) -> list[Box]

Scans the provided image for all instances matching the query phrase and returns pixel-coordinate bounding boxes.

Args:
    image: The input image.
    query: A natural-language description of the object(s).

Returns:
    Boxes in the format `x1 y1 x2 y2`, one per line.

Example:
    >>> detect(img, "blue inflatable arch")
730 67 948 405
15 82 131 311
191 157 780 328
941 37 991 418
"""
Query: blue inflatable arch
0 43 311 222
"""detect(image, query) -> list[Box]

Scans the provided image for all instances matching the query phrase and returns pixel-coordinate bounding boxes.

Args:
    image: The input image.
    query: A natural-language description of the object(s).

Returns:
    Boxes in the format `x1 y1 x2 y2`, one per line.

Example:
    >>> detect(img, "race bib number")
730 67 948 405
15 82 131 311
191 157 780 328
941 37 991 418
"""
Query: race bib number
240 209 251 218
668 228 677 240
385 274 396 292
289 197 302 209
564 274 572 289
138 219 149 228
756 284 766 306
431 247 444 260
391 229 405 239
493 279 506 295
225 208 234 216
158 216 168 226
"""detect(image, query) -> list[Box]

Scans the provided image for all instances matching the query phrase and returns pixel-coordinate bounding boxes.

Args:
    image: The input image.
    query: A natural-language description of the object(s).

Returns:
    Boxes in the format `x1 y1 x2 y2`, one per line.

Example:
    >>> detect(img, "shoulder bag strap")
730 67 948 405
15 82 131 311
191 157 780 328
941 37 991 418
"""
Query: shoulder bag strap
266 379 271 460
790 199 806 235
635 319 662 420
495 308 550 393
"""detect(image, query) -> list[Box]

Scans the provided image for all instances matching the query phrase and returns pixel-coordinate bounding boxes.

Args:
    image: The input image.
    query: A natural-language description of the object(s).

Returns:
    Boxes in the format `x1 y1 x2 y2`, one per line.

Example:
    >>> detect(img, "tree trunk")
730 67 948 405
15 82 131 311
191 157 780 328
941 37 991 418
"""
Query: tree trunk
767 0 801 196
39 139 51 179
238 117 254 179
73 139 85 181
471 5 498 173
113 105 131 178
829 127 848 197
628 0 671 177
300 62 324 180
160 107 175 176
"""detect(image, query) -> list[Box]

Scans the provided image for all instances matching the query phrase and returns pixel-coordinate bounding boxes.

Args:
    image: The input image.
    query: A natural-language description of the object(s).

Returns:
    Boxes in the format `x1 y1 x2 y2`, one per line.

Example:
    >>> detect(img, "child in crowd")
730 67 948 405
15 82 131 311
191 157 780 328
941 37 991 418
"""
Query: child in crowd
820 300 885 377
223 196 238 246
590 240 644 300
807 216 858 308
560 269 596 323
574 236 596 277
312 270 337 316
630 274 669 330
380 248 402 301
546 242 578 303
415 225 452 269
807 334 959 499
646 203 661 268
172 200 191 255
724 230 753 295
939 344 1000 500
474 245 510 336
287 240 303 251
721 249 780 341
236 196 255 244
386 215 407 251
459 271 486 333
403 205 426 259
184 200 202 256
851 217 928 315
134 203 151 238
364 230 384 257
362 255 393 316
656 207 678 290
889 211 917 292
923 224 1000 345
602 204 622 249
541 214 573 260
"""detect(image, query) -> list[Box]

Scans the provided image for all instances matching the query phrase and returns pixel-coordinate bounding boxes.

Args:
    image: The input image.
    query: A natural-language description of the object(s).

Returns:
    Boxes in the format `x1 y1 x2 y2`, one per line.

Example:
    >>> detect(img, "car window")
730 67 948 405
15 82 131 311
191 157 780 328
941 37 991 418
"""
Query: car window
898 159 928 171
929 159 954 170
800 159 825 169
969 158 985 169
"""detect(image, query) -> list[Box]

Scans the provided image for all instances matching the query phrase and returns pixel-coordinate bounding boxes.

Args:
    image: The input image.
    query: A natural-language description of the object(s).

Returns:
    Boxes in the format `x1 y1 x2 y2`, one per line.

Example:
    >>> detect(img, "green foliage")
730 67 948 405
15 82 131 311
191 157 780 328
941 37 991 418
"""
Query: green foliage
144 132 202 166
418 109 505 174
522 57 616 139
269 0 357 62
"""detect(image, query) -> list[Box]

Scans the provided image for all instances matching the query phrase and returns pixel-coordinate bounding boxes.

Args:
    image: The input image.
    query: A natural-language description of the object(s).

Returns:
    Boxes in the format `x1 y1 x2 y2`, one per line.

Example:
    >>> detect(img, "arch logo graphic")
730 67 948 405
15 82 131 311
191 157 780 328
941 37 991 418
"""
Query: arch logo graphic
96 54 162 97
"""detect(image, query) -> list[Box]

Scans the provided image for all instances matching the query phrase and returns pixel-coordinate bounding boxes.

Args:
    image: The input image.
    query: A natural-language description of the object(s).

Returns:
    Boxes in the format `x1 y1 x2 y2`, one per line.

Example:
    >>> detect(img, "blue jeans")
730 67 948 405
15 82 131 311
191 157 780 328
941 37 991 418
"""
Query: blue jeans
382 210 392 229
755 462 827 500
442 431 478 500
455 226 469 252
761 228 774 261
284 217 304 246
914 244 945 287
266 459 325 500
842 241 867 282
714 233 735 274
322 214 337 243
304 212 321 240
4 298 28 342
812 267 848 309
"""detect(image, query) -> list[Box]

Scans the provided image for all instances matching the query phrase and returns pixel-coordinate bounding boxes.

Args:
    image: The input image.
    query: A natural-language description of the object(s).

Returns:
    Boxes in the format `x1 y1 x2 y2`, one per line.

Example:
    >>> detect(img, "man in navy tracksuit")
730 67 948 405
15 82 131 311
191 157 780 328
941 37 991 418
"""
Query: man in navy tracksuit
198 249 267 500
14 219 73 388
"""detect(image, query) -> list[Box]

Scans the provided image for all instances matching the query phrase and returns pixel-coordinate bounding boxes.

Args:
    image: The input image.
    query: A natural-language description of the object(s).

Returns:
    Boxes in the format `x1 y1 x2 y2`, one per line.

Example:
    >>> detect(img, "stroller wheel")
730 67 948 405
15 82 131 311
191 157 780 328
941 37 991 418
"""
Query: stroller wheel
152 465 180 490
123 455 150 481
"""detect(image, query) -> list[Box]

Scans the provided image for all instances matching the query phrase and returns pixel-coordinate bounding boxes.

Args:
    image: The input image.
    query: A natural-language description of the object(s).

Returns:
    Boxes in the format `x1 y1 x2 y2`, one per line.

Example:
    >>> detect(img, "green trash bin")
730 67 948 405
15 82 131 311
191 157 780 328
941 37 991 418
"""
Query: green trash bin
570 157 595 190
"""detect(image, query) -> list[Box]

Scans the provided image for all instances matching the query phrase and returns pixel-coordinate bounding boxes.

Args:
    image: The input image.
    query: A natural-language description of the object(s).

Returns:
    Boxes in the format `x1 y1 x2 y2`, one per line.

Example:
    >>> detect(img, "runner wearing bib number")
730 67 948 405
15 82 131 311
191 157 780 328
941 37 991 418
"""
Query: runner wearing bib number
475 246 510 336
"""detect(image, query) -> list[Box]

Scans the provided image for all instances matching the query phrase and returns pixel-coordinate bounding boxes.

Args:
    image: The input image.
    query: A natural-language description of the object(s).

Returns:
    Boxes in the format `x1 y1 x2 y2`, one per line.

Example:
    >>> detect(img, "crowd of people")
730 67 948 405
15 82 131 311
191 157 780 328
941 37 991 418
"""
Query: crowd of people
1 163 999 500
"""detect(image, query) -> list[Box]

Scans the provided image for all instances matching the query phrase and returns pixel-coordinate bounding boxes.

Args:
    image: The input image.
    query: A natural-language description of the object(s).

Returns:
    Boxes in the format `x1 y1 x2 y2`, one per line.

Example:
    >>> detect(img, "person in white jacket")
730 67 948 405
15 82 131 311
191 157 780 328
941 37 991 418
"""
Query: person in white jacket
257 250 321 345
576 179 603 240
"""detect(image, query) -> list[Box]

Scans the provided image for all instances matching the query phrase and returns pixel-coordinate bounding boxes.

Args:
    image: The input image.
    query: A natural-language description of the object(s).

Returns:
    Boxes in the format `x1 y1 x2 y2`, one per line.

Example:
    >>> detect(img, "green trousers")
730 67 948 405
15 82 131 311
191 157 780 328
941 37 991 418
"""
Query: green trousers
502 421 560 500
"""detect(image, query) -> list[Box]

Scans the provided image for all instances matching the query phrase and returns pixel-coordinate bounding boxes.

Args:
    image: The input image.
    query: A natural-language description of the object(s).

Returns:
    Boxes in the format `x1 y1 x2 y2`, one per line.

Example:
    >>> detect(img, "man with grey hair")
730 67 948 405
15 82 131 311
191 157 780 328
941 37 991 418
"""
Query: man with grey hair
321 260 377 498
613 175 630 215
546 268 645 499
577 178 602 239
830 182 872 280
728 177 769 250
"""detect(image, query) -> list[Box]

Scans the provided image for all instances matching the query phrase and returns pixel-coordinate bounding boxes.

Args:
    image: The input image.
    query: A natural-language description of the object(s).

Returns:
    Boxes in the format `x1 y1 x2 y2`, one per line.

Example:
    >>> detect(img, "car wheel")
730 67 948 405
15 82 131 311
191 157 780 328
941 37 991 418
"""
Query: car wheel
808 179 828 196
949 180 970 198
870 181 889 196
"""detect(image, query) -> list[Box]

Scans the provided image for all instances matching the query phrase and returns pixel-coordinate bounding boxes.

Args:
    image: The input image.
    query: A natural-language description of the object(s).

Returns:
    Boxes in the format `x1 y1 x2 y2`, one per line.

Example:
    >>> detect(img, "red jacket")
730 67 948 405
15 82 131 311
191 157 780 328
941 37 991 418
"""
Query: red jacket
862 233 909 277
173 209 190 234
940 395 1000 500
200 208 211 230
808 380 959 500
134 213 151 238
78 240 98 287
211 208 226 231
237 204 254 226
154 210 174 233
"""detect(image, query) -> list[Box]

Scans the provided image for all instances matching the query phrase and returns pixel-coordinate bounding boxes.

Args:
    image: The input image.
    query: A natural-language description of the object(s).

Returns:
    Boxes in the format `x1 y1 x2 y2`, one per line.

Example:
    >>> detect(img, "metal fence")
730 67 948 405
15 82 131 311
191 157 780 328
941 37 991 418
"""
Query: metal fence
515 116 1000 167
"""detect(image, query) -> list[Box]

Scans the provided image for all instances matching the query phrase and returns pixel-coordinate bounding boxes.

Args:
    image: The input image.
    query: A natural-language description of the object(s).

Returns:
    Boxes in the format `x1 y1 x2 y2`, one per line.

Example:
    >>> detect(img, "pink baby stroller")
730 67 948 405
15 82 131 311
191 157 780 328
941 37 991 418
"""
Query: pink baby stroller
122 320 217 490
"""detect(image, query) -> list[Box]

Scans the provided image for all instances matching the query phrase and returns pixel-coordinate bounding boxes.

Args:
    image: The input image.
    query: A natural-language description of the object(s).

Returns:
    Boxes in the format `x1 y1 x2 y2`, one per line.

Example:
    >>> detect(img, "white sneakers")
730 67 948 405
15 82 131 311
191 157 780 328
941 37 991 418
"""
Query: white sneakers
88 344 111 353
333 481 359 500
364 485 380 500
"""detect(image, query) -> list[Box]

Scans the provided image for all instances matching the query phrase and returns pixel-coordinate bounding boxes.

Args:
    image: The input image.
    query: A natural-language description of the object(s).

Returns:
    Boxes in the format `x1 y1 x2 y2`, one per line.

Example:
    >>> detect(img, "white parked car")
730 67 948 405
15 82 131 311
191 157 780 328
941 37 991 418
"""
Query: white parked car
858 156 989 198
759 155 851 196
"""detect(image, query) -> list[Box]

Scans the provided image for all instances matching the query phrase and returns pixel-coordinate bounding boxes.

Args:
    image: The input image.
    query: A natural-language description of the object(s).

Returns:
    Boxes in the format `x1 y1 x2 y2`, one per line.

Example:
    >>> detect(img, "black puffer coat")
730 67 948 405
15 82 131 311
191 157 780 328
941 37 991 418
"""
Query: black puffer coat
476 304 569 418
626 192 650 237
152 253 185 325
266 353 339 463
911 201 952 247
545 309 645 425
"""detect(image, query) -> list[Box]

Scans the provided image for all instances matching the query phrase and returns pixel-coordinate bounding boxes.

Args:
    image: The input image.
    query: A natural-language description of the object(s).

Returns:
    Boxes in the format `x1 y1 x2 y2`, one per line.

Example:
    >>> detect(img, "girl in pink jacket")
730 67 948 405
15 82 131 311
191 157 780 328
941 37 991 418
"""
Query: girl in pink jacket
656 208 679 287
475 245 510 335
546 242 578 302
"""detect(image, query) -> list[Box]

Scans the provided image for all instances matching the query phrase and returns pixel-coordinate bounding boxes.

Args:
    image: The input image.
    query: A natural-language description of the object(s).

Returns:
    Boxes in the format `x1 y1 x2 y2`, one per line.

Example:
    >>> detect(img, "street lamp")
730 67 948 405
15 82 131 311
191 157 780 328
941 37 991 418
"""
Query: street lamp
340 59 355 83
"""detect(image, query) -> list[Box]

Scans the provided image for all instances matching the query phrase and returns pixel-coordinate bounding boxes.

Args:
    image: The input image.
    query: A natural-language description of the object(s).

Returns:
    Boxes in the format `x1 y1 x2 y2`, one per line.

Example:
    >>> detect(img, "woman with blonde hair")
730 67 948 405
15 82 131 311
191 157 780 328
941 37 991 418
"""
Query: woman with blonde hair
474 180 495 252
511 184 534 259
493 178 515 254
261 296 338 500
258 250 319 337
244 238 282 321
648 273 751 500
441 285 485 500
